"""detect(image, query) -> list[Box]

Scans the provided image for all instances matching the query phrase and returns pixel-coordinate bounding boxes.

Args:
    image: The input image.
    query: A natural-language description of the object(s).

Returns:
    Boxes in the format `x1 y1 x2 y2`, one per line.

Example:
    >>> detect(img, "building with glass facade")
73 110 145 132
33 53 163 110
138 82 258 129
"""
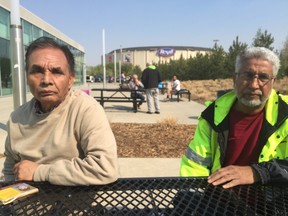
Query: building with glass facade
0 0 85 96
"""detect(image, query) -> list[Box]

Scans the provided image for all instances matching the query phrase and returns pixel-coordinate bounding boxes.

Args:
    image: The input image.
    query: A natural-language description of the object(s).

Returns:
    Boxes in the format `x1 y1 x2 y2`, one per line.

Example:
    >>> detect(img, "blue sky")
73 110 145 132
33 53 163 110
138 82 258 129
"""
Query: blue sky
20 0 288 66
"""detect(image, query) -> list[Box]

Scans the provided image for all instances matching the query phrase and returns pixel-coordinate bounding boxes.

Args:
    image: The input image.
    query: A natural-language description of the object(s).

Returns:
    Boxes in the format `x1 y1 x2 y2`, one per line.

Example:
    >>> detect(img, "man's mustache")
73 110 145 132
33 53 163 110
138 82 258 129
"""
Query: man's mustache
243 90 262 96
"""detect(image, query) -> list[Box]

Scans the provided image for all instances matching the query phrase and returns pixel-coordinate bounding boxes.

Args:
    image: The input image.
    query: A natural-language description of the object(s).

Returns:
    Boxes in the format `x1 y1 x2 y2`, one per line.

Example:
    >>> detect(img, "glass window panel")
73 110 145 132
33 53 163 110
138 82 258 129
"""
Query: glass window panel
22 20 32 45
32 25 42 40
0 7 10 39
43 31 53 38
0 38 12 95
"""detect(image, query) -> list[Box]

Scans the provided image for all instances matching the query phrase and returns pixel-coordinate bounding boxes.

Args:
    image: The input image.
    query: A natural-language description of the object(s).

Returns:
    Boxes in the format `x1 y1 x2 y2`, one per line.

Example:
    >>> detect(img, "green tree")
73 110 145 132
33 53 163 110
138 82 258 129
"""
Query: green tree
226 36 248 74
120 63 133 76
279 36 288 77
252 29 274 50
157 62 171 80
132 65 142 76
208 43 227 79
186 53 210 80
86 65 102 76
168 55 188 80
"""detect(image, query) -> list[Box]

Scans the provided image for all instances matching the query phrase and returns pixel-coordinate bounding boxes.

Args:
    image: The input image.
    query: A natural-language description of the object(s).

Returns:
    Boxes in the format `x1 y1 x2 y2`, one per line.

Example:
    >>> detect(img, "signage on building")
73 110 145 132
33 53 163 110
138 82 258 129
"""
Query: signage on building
157 48 175 57
125 54 131 63
108 54 113 63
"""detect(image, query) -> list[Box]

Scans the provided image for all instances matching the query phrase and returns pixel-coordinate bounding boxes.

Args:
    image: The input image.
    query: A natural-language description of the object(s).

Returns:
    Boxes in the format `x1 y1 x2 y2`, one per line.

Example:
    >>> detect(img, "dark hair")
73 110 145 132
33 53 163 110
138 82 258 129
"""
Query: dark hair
25 36 75 75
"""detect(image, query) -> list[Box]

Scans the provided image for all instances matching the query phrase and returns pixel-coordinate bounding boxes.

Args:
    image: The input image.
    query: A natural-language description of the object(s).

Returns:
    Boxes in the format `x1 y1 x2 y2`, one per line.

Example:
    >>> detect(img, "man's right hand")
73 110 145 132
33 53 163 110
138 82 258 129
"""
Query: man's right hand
13 160 39 181
207 165 260 188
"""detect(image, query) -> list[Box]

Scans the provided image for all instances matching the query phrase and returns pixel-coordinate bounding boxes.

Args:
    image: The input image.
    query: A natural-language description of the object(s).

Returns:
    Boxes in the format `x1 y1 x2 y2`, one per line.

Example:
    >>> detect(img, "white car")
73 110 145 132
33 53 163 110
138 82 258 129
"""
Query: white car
86 75 94 83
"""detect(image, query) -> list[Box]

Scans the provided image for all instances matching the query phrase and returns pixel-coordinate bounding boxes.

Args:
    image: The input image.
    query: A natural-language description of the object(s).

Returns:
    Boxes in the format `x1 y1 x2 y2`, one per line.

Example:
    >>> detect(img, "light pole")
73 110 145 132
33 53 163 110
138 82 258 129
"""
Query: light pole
114 50 117 84
213 39 219 48
102 29 106 87
119 46 122 83
10 0 26 109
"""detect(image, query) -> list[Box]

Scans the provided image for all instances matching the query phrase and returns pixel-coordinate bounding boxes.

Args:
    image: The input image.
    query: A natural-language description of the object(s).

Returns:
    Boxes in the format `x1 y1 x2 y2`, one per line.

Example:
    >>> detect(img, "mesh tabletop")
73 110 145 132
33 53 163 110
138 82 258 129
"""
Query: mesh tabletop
0 177 287 215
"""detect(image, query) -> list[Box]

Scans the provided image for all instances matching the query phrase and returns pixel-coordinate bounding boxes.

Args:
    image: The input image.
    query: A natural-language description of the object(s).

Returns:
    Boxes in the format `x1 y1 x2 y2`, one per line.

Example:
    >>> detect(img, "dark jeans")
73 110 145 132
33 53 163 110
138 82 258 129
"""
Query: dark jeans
131 92 145 106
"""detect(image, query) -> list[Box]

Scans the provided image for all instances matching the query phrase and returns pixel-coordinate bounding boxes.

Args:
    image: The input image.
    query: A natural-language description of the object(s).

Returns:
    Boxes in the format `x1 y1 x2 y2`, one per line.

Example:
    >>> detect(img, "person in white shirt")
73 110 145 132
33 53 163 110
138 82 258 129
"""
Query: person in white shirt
167 75 181 98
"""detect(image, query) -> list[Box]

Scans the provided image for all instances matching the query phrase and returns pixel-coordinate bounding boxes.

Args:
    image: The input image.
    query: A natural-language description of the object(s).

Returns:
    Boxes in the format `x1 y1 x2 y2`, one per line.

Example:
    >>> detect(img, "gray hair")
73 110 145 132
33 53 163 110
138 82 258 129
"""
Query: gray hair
235 47 280 76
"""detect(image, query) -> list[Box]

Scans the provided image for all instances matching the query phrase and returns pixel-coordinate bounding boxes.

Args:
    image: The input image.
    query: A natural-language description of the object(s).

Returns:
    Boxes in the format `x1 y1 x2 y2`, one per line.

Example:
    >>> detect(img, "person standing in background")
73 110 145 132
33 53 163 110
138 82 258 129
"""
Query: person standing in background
141 62 161 114
121 72 125 84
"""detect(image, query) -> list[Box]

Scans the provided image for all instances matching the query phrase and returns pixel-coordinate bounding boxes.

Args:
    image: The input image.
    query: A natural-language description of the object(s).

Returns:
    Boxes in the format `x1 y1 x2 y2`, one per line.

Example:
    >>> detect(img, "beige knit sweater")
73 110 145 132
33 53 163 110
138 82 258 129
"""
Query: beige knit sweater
2 89 119 185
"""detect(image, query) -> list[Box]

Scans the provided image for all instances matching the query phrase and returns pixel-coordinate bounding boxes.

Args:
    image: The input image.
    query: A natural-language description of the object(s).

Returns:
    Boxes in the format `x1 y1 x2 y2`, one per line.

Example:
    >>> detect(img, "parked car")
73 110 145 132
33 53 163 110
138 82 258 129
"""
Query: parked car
94 75 103 82
86 75 94 83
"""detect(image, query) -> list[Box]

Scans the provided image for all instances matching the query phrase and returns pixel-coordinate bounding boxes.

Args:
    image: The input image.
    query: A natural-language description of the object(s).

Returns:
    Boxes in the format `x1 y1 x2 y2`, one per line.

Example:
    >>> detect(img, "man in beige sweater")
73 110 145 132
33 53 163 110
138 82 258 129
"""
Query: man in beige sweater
1 37 119 185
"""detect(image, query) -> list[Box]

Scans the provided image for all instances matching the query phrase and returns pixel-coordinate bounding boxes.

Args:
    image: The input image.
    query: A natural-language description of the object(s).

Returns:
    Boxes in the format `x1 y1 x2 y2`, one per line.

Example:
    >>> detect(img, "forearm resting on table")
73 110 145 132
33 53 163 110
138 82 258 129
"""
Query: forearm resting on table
33 155 119 186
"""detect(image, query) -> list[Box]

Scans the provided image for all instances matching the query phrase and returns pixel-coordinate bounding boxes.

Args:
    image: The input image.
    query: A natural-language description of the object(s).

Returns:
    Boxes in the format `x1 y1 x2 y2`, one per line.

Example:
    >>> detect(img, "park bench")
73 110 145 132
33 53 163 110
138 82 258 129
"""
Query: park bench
91 88 146 112
170 89 191 102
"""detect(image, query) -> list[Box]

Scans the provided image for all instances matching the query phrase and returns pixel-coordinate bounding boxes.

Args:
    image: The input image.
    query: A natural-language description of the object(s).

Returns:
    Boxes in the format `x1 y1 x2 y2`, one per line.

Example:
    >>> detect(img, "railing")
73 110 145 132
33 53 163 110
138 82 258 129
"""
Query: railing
1 177 287 215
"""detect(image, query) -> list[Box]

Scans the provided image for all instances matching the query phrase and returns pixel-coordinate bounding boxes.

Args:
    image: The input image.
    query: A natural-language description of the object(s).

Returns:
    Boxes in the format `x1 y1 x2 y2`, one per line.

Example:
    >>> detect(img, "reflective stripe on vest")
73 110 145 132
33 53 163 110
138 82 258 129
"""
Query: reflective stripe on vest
184 148 212 167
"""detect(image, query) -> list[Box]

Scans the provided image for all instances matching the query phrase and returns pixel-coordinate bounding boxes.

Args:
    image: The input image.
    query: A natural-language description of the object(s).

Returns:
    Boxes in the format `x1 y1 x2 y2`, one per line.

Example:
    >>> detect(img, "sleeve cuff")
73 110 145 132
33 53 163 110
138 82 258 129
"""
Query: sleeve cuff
251 164 270 185
33 164 51 182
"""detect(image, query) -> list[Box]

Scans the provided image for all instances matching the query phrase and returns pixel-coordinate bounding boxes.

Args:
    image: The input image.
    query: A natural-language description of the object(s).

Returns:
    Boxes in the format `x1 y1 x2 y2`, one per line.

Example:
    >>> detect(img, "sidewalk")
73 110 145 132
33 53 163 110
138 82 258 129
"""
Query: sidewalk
0 83 206 177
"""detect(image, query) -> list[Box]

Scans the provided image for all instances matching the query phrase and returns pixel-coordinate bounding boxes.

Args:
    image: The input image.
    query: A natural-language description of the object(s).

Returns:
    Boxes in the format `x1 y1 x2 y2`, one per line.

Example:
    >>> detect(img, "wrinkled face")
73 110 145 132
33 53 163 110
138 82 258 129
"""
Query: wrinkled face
27 48 75 112
234 58 275 112
133 75 138 81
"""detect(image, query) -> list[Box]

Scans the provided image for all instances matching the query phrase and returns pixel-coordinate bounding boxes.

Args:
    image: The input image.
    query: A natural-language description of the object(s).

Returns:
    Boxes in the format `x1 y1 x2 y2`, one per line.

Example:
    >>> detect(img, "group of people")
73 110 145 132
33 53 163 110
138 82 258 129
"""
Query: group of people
1 36 287 189
128 64 181 112
126 62 162 113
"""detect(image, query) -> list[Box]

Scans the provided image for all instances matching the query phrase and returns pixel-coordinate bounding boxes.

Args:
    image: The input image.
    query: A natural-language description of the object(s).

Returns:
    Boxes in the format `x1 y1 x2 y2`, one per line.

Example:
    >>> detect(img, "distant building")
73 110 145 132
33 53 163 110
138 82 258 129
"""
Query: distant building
0 0 85 96
106 46 211 70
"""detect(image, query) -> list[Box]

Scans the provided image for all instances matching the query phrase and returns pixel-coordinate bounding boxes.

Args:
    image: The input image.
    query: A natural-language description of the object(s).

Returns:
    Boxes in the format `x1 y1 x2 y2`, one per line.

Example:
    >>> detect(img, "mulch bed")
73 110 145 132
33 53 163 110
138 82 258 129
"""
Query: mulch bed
111 123 196 158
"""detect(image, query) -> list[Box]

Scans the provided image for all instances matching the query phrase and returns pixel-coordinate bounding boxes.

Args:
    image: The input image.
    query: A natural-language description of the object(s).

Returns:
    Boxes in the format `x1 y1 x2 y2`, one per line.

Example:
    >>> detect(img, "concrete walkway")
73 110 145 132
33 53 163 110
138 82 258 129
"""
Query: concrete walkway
0 83 206 177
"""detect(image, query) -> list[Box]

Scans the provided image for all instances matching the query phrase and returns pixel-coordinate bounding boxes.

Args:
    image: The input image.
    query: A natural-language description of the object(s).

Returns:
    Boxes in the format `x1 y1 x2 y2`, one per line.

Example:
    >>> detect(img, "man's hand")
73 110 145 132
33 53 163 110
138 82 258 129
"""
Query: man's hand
13 160 39 181
207 165 260 189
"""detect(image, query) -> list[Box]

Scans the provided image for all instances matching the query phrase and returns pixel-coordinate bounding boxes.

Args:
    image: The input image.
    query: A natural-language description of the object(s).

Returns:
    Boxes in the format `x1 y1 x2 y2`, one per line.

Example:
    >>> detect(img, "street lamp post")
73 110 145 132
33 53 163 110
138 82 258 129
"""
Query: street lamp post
10 0 26 109
119 46 122 84
213 39 219 48
102 29 106 88
114 50 117 84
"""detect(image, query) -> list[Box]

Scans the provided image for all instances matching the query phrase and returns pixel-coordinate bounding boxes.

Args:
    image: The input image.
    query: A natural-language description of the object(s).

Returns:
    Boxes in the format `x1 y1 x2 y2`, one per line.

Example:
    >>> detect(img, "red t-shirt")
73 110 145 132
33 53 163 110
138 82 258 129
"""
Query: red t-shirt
223 106 264 166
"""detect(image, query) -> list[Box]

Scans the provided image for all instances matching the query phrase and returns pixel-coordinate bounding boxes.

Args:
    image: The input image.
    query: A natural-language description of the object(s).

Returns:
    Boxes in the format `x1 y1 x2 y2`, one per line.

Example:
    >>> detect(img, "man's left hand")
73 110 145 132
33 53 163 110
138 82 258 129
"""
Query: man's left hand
13 160 39 181
207 165 259 189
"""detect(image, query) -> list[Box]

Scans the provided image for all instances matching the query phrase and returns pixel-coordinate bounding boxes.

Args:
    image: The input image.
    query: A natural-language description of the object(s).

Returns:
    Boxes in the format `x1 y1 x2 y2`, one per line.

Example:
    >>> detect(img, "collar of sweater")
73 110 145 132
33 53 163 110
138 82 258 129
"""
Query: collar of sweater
33 90 73 115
